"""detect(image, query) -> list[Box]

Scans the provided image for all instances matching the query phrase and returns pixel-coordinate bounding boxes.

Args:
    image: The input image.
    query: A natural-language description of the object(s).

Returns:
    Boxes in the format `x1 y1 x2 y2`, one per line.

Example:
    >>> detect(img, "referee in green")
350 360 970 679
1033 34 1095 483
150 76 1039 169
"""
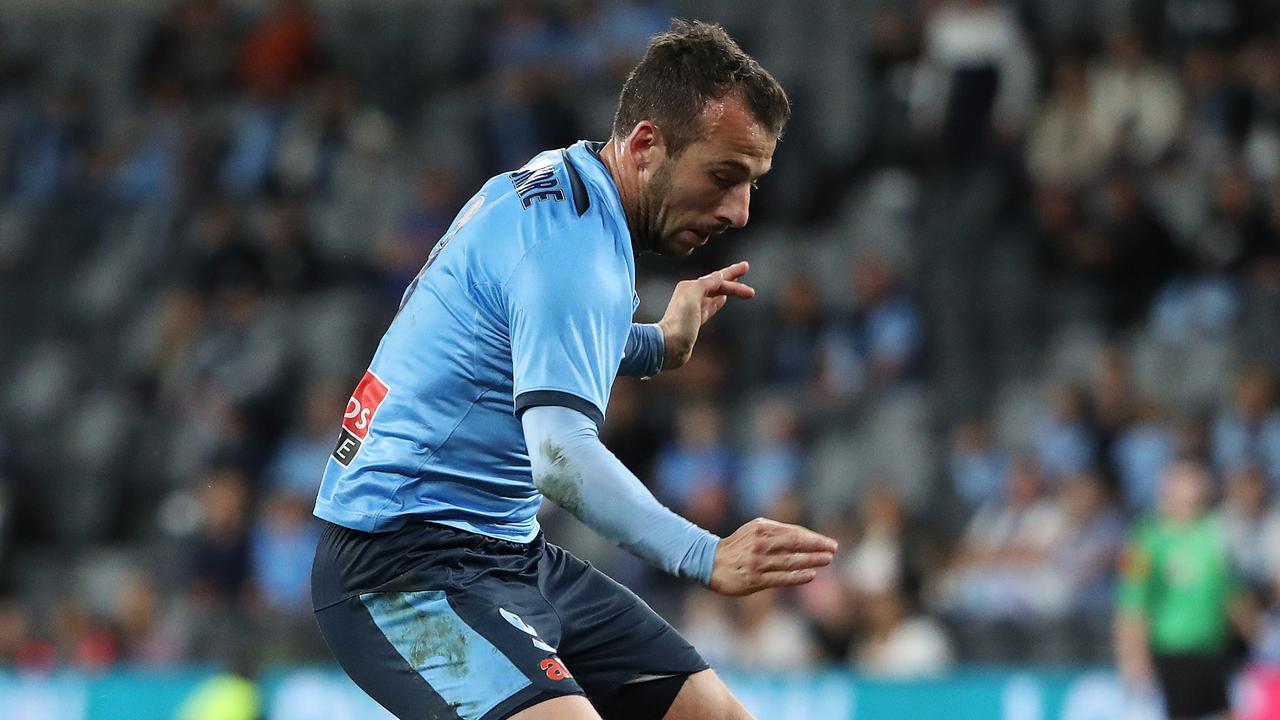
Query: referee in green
1115 460 1256 720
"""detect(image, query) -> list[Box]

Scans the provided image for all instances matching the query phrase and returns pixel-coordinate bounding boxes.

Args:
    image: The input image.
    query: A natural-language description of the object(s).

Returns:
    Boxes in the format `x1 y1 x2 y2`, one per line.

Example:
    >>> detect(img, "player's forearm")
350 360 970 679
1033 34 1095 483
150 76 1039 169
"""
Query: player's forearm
1229 593 1262 640
520 404 718 583
618 323 664 378
1114 613 1153 683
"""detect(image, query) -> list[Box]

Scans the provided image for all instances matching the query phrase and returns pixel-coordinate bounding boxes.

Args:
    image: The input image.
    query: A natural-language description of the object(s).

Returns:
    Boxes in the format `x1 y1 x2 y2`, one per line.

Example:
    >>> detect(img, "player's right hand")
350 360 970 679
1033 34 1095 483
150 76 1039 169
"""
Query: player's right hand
707 517 838 596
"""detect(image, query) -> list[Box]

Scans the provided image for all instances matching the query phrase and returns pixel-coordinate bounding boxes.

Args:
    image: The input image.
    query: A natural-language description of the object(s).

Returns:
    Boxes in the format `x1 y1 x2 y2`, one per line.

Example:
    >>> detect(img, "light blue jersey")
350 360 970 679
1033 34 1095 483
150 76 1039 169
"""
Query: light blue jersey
315 141 638 541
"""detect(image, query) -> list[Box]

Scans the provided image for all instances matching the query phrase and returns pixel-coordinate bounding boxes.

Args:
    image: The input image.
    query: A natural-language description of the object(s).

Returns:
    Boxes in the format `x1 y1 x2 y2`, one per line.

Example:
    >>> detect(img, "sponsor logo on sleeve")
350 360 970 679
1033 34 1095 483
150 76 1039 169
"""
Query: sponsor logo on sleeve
332 371 390 466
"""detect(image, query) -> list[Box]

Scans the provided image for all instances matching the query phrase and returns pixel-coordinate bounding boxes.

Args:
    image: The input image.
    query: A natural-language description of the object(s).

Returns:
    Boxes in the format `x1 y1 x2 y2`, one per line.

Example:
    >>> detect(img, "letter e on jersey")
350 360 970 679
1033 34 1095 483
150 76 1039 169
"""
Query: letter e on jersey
332 371 390 466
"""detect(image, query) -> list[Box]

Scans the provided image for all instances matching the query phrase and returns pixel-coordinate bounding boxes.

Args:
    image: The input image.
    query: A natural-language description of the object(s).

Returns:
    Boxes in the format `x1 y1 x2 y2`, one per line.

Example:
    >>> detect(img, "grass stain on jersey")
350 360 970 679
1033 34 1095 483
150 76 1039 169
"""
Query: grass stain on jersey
537 440 585 516
365 592 472 678
410 609 471 678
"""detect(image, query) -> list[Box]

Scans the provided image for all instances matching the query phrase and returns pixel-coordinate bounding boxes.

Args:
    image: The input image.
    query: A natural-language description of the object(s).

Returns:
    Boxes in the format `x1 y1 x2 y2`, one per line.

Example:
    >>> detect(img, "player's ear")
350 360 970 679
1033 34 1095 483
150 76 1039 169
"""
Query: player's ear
624 121 666 172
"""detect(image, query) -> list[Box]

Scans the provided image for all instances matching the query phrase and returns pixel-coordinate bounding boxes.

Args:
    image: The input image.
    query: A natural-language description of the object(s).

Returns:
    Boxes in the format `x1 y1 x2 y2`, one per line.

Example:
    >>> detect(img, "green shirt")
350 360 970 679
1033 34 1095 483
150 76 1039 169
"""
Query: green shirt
1116 513 1239 654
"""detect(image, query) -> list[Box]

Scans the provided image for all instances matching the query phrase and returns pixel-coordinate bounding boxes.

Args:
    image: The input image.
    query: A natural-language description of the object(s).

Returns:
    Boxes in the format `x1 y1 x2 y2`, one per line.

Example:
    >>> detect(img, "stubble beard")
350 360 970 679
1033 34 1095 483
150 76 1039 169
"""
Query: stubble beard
634 160 680 256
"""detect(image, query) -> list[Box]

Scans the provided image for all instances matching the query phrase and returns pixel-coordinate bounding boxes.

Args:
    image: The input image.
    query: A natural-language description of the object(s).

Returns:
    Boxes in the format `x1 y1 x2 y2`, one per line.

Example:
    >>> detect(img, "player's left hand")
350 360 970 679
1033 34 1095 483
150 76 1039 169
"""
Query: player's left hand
657 260 754 371
708 517 838 596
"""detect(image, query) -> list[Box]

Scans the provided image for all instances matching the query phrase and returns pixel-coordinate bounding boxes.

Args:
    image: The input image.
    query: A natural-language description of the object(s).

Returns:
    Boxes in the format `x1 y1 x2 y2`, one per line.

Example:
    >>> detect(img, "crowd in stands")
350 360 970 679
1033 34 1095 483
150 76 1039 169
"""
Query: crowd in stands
0 0 1278 681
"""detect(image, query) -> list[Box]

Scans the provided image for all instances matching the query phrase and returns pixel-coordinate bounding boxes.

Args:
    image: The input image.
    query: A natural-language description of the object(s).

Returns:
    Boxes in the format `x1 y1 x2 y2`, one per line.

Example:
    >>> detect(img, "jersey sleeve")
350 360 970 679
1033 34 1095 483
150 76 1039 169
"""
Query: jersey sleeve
1116 529 1154 617
505 232 629 428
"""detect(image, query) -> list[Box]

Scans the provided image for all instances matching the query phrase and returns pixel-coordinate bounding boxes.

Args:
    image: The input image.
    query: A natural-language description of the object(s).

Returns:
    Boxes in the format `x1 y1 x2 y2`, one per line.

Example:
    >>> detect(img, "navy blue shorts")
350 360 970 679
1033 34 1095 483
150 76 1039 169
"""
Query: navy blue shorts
311 521 709 720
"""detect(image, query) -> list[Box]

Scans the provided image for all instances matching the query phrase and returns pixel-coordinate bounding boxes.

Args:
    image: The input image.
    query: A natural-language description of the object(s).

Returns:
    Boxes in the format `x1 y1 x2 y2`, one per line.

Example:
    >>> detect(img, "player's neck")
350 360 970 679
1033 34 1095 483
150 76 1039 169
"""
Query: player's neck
598 138 647 255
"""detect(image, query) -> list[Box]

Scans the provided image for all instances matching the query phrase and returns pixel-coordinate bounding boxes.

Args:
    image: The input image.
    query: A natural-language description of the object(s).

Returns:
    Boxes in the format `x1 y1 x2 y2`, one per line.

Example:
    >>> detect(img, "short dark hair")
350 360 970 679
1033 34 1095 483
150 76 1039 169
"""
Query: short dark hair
611 20 790 157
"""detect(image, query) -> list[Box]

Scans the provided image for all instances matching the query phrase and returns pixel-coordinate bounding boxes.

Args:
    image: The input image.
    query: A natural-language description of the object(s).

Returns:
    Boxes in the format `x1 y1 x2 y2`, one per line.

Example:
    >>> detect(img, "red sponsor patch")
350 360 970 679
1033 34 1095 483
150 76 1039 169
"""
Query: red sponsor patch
539 657 572 681
332 371 390 466
343 371 389 440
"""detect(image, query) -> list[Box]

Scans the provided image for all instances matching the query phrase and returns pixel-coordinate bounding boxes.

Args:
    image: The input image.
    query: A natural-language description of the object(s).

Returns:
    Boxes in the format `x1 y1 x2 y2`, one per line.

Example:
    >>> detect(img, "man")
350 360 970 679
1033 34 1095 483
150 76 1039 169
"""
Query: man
1115 460 1255 720
311 20 837 720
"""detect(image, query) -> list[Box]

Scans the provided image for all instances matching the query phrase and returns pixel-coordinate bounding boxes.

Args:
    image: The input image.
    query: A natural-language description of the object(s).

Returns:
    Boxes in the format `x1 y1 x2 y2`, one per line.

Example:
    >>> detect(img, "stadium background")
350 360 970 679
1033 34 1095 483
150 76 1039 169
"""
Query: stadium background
1 0 1279 717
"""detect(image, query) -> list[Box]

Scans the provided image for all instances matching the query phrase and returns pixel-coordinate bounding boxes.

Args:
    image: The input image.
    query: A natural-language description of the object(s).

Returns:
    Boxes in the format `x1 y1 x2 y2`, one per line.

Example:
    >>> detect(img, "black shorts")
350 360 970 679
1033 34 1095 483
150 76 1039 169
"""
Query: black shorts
311 521 709 720
1153 652 1231 718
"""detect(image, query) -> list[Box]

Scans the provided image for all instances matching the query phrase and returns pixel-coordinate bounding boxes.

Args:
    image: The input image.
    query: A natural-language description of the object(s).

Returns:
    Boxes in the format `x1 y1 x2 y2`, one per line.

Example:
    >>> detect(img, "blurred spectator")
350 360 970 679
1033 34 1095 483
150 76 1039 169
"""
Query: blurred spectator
1048 471 1126 615
264 382 342 497
1088 27 1184 168
260 200 327 295
763 270 824 389
652 401 733 532
183 249 289 422
101 79 190 204
189 465 251 605
736 398 804 519
274 69 357 196
1088 345 1139 442
1036 183 1147 329
727 590 820 671
0 600 52 670
1239 39 1280 183
237 0 320 101
486 0 565 75
1150 245 1242 345
794 564 856 663
1182 44 1249 167
483 0 581 170
819 252 923 398
249 489 321 613
219 100 283 198
1255 570 1280 664
1035 383 1098 483
600 379 662 482
1240 179 1280 288
1212 366 1280 490
565 0 670 83
8 82 96 206
1089 164 1187 328
682 588 820 671
1219 464 1280 592
322 114 405 280
183 198 266 300
910 0 1036 156
678 592 735 669
948 418 1007 510
1148 144 1215 242
0 435 11 570
1026 56 1113 186
853 587 953 679
1202 164 1269 270
842 484 923 601
1112 402 1177 511
136 0 240 102
938 456 1066 620
374 166 464 299
50 595 117 671
1163 0 1250 48
115 572 191 665
850 252 922 389
1175 412 1215 466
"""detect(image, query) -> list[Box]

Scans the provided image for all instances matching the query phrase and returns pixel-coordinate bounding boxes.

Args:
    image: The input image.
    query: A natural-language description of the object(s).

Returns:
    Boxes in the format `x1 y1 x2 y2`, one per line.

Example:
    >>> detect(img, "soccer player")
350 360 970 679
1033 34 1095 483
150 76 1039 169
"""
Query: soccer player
310 20 838 720
1115 460 1255 720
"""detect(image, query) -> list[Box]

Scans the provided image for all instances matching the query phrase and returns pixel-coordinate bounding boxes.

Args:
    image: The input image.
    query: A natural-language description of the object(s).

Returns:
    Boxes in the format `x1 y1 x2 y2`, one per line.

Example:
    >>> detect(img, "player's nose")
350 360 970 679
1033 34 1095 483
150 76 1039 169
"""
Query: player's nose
716 183 750 230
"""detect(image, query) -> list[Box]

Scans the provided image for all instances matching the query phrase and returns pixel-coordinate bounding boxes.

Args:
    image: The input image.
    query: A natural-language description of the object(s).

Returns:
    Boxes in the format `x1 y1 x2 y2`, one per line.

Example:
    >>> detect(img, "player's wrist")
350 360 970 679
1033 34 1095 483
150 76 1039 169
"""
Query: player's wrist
650 322 665 374
656 317 692 370
642 322 665 378
681 530 720 586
